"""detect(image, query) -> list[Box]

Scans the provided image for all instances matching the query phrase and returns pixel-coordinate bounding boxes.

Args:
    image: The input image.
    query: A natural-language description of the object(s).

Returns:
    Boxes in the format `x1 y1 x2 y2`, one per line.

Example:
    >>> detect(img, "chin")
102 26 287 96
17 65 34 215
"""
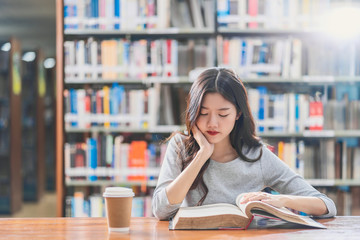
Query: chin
205 135 221 144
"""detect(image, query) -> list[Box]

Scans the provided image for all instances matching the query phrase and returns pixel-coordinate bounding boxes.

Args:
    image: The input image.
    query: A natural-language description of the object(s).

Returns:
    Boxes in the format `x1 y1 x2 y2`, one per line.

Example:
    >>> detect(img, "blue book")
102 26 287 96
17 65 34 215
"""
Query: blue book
114 0 120 29
94 0 99 29
295 94 299 132
71 197 75 217
132 197 145 217
257 42 268 76
241 40 247 66
258 86 267 132
110 83 125 127
148 144 157 168
84 199 90 217
64 1 69 29
69 89 78 127
91 0 98 29
87 138 98 181
217 0 230 27
123 41 130 66
70 0 78 29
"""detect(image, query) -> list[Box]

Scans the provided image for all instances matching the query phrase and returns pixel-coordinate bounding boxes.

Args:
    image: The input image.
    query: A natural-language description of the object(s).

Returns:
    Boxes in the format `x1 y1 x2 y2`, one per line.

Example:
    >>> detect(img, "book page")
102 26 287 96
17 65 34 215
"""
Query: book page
235 193 326 229
236 194 306 222
177 203 247 218
235 193 305 219
235 193 253 218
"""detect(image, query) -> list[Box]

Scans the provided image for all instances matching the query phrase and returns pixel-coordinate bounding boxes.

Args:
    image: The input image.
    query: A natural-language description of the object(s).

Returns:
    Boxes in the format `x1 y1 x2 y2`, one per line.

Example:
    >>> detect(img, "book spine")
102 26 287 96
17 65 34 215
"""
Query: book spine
217 0 230 27
248 0 258 29
87 138 98 181
257 86 267 132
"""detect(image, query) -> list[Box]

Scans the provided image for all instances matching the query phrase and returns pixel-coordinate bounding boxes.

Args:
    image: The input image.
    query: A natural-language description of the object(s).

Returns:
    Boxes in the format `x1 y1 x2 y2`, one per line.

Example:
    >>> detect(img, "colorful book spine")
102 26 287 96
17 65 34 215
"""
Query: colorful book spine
87 138 98 181
69 88 78 127
103 86 110 128
217 0 230 27
248 0 258 29
257 86 267 132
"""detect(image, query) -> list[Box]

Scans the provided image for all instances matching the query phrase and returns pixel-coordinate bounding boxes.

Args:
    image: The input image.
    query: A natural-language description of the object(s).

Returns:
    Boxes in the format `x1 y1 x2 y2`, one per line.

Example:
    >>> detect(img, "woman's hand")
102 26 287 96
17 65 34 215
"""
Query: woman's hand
239 192 329 216
165 125 215 205
192 125 214 159
240 192 286 208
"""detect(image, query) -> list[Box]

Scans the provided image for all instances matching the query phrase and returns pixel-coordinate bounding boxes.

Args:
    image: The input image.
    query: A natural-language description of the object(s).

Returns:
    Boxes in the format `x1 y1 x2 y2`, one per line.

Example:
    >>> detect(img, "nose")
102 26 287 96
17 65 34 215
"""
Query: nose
207 114 218 128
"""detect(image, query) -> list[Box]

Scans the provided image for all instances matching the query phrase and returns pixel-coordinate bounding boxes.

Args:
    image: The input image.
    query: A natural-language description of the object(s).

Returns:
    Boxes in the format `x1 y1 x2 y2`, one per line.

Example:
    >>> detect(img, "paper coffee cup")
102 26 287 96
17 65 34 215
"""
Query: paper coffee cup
103 187 135 232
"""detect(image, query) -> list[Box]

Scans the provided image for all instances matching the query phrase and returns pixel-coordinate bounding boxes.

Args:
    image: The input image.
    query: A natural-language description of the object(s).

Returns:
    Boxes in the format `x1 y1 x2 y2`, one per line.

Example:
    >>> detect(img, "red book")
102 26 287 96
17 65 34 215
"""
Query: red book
309 101 323 131
166 39 172 77
223 39 229 65
128 141 148 181
248 0 258 29
84 91 91 128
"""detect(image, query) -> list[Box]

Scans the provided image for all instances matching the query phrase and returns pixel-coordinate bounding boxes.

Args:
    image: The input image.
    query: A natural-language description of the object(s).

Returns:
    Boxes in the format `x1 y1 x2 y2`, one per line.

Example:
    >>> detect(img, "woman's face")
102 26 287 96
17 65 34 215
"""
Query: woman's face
196 92 239 144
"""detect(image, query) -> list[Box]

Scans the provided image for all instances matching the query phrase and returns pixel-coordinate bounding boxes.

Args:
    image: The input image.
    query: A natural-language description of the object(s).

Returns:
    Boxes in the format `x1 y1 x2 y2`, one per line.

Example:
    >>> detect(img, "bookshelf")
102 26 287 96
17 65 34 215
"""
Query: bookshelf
45 64 56 191
216 0 360 216
21 50 46 201
56 0 215 217
56 0 360 217
0 38 22 214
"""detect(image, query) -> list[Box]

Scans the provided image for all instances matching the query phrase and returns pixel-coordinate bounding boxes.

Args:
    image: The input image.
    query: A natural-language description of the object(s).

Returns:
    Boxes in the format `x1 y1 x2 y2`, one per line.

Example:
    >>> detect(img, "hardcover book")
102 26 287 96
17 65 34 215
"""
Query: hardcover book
169 193 326 230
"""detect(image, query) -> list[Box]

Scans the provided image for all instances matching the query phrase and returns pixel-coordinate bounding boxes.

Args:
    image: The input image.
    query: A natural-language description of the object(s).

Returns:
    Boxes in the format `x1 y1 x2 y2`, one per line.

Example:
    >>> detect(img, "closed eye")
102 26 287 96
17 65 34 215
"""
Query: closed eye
219 114 229 117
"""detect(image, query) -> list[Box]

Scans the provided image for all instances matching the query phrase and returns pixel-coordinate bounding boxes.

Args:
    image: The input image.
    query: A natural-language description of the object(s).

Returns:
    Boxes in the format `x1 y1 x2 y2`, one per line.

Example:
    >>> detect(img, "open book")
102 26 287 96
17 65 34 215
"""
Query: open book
169 193 326 230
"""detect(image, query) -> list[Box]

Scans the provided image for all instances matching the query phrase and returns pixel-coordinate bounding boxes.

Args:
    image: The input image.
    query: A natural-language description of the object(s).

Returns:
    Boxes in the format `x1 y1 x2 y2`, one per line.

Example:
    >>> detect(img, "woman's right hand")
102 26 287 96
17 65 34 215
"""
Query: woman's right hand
192 125 214 159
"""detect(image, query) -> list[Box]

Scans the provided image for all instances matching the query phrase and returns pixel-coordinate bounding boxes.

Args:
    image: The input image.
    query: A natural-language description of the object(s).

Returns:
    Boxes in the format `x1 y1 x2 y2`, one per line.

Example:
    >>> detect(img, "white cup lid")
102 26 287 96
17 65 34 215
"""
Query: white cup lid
103 187 135 198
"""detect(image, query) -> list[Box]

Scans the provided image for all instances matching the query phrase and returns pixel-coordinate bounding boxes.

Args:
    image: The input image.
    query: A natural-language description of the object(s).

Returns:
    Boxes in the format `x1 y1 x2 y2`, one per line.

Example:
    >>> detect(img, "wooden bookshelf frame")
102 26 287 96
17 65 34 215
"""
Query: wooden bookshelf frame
55 0 64 217
55 0 360 217
9 38 22 213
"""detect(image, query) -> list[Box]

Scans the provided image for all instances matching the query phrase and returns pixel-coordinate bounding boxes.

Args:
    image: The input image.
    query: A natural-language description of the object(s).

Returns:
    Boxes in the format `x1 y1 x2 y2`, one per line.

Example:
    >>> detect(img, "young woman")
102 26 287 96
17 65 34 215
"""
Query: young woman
152 68 336 220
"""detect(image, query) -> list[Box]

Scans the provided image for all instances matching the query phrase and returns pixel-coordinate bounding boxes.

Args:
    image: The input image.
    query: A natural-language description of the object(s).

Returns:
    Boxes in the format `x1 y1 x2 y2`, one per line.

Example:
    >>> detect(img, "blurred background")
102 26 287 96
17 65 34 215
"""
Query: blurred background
1 0 360 218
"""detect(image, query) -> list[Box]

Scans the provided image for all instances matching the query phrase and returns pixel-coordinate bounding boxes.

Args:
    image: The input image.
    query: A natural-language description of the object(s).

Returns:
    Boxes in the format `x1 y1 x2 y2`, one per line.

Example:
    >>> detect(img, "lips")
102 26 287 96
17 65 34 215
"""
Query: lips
207 131 219 136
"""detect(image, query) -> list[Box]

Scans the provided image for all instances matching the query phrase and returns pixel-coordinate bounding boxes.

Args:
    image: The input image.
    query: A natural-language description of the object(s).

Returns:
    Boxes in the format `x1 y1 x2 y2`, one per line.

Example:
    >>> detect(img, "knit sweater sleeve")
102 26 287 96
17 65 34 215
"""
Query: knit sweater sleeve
260 145 337 218
152 134 184 220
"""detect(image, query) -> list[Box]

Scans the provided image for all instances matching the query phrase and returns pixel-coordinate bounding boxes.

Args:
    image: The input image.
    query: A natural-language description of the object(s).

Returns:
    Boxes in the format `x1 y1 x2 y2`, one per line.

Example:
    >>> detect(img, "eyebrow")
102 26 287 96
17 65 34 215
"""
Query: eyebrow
200 106 230 111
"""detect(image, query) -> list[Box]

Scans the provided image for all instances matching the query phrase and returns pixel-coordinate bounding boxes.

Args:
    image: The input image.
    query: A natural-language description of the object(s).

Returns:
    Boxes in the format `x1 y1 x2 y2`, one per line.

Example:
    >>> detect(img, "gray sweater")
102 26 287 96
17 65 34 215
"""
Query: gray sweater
152 134 337 220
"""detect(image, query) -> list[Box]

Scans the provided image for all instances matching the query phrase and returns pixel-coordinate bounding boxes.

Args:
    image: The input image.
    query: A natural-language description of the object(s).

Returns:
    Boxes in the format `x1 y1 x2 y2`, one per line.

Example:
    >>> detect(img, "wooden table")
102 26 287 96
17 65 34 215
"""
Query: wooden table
0 217 358 240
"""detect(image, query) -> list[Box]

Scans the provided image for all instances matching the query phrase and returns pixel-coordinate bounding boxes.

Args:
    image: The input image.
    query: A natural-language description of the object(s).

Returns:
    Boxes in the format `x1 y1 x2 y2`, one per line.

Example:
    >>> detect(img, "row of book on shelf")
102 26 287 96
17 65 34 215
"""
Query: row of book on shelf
65 185 360 217
64 84 360 132
218 0 355 30
65 186 154 217
317 186 360 216
218 37 301 78
266 139 360 180
64 85 151 129
248 84 360 133
64 0 354 31
65 37 360 81
64 38 215 81
64 0 215 30
64 83 188 128
64 135 167 182
218 37 360 77
64 132 360 184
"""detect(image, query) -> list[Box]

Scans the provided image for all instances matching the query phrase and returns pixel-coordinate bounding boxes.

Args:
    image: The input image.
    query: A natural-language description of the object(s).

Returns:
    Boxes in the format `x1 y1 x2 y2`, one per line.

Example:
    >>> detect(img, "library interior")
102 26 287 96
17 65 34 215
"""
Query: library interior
1 0 360 239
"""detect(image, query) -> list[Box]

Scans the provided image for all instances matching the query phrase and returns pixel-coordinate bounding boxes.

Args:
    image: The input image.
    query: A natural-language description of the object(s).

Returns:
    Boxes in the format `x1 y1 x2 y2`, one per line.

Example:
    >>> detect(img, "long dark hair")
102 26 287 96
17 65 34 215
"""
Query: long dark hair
173 68 262 205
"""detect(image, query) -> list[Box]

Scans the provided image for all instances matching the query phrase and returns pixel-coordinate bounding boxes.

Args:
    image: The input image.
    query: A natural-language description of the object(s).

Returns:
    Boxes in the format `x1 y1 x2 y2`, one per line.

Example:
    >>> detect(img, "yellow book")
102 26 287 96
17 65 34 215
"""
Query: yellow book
278 141 284 160
103 86 110 128
101 40 117 79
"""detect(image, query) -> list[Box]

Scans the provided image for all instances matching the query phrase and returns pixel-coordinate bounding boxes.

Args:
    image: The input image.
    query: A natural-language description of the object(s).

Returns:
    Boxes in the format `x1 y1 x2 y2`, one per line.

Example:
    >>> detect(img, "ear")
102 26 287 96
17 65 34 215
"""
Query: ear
236 112 242 120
